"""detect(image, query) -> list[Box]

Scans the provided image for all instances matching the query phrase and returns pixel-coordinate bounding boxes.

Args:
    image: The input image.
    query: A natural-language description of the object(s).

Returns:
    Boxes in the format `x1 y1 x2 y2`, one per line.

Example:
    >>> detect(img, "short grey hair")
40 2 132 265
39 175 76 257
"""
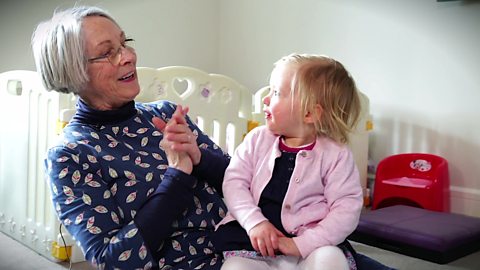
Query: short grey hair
31 6 117 94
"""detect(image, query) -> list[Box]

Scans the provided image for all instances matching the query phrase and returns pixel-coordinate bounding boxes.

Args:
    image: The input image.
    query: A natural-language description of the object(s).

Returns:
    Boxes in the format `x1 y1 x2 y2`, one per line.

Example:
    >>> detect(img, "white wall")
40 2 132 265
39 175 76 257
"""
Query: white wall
0 0 219 73
1 0 479 217
219 0 480 217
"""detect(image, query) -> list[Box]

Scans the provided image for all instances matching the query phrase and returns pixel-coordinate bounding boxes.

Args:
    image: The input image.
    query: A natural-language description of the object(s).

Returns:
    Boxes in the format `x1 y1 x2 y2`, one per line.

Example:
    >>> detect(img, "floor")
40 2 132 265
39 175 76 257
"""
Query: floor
353 241 480 270
1 231 479 270
0 232 92 270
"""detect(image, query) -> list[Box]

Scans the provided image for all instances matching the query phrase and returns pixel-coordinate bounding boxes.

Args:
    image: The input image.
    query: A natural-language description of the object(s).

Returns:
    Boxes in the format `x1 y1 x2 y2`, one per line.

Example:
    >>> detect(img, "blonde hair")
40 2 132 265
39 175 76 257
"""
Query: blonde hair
273 53 361 144
31 6 117 94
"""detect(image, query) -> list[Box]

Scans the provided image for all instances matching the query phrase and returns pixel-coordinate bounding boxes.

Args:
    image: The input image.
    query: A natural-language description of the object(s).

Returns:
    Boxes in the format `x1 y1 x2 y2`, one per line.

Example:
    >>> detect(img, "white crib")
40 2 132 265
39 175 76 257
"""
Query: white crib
0 70 77 261
0 66 370 263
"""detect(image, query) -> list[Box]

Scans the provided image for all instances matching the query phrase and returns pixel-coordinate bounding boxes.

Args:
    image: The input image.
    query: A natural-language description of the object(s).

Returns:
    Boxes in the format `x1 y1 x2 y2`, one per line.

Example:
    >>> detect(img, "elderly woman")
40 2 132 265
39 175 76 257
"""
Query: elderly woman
32 6 228 269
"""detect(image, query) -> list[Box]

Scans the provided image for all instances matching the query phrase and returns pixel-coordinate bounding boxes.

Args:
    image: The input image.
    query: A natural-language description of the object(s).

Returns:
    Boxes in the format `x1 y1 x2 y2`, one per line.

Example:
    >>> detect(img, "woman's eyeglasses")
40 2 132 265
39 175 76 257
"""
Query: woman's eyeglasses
87 38 135 66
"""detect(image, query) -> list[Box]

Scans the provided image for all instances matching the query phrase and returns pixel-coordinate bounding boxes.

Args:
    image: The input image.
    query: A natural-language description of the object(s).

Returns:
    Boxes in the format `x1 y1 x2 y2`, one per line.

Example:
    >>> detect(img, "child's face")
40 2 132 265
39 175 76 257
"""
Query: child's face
263 63 313 146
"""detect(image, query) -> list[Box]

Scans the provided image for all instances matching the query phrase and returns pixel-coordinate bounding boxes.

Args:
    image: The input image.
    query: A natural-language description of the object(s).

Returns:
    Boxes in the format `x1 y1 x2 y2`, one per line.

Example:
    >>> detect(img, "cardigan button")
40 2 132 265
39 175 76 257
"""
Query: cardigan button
300 151 307 157
285 204 291 210
295 178 300 183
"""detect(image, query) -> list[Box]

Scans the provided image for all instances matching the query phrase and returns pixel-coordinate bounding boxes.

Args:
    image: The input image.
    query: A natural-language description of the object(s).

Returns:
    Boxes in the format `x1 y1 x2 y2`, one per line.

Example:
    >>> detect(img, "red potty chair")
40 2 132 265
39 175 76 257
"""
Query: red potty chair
371 153 450 212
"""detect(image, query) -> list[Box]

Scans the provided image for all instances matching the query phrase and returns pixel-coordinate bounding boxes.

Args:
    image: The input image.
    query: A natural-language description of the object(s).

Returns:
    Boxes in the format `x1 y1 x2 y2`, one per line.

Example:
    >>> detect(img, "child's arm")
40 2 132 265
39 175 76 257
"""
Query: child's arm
293 147 363 258
222 128 271 237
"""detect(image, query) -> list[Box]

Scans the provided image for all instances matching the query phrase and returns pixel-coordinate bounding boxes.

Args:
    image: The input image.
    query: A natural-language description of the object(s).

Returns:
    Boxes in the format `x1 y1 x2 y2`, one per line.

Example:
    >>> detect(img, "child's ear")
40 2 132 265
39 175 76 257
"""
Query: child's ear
304 104 322 124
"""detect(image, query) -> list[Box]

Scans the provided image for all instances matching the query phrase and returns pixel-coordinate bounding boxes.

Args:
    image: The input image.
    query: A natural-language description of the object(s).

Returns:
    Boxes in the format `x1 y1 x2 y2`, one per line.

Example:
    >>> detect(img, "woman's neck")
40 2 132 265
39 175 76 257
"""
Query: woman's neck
72 98 137 126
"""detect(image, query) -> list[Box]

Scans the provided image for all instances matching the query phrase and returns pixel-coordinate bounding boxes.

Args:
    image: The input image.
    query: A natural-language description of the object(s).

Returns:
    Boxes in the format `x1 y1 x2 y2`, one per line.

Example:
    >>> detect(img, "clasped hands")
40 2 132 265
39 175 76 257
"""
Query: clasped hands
249 220 301 258
152 105 201 175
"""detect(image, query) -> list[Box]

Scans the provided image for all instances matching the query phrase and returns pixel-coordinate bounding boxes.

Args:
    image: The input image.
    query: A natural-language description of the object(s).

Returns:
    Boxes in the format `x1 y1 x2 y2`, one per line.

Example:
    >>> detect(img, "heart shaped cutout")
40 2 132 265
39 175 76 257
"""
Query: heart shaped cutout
173 78 190 97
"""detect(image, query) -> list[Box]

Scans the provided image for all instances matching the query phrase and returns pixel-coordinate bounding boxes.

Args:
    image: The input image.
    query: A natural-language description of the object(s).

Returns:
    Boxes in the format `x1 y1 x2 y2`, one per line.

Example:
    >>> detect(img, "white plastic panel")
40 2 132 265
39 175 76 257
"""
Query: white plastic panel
136 66 252 155
0 70 77 262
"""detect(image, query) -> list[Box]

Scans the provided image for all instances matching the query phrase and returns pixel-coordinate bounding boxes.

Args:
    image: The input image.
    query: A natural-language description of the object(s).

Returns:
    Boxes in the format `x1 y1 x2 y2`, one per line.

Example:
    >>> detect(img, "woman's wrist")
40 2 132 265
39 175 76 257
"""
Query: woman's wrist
168 153 193 174
192 148 201 166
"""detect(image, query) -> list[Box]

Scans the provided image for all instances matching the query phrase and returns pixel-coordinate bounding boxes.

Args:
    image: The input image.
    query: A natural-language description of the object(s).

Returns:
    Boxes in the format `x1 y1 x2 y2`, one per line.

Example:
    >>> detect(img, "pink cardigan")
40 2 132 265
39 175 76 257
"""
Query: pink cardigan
218 126 363 258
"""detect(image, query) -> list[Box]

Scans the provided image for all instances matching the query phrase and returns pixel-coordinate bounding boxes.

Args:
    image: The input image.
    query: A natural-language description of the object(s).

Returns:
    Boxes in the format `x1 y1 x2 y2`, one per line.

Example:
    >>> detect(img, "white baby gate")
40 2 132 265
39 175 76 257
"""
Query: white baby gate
0 66 371 263
0 70 78 261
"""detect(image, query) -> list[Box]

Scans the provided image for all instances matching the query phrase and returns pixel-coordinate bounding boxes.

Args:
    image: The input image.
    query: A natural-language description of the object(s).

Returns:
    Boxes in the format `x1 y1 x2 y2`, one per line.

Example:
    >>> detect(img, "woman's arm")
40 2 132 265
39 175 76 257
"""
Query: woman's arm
134 167 197 257
191 148 229 196
47 130 199 269
47 145 158 269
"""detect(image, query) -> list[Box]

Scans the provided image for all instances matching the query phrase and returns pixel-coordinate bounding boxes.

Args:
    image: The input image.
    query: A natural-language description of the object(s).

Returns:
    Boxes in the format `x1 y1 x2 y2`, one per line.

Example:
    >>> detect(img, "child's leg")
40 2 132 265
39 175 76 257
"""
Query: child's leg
298 246 349 270
221 256 269 270
221 255 299 270
270 255 299 270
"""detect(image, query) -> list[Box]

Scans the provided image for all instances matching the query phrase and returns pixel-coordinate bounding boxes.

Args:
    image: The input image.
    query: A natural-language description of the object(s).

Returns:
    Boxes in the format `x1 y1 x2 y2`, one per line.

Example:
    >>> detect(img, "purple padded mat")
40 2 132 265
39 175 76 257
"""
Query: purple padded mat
349 205 480 264
356 205 480 251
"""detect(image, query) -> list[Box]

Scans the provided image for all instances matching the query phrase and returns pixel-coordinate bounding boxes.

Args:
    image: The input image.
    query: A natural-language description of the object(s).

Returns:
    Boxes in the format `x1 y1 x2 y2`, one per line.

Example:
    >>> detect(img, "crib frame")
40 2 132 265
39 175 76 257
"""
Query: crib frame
0 70 77 261
135 66 254 156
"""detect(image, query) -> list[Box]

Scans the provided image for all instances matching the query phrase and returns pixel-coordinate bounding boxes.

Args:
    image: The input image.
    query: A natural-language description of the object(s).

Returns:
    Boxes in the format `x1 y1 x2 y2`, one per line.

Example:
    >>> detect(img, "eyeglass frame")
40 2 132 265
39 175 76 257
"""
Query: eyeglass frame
87 38 135 65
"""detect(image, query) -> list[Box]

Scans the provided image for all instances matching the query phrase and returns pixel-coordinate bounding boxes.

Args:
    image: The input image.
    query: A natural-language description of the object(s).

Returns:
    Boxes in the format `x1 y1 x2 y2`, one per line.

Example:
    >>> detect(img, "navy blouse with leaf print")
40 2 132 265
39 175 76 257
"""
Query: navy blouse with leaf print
45 99 229 270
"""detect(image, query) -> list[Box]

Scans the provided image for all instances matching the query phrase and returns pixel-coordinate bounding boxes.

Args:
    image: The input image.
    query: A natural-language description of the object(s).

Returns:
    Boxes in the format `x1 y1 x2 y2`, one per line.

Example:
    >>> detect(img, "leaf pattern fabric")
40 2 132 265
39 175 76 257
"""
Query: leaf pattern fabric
46 101 227 269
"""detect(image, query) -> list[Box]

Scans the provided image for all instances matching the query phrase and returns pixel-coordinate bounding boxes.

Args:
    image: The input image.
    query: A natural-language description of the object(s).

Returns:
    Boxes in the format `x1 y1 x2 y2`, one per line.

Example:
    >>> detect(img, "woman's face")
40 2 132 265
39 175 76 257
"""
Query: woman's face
81 16 140 110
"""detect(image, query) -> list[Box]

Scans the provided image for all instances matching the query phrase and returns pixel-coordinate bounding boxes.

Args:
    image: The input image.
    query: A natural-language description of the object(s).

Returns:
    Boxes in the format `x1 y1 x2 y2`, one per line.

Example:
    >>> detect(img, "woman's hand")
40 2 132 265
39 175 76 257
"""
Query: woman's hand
278 236 301 257
248 221 284 257
163 105 201 165
153 106 192 173
152 105 201 173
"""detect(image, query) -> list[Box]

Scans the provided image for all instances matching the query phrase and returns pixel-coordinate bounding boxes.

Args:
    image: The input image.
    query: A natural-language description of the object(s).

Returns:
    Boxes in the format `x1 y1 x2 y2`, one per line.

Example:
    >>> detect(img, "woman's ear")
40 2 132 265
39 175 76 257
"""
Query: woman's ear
304 104 322 124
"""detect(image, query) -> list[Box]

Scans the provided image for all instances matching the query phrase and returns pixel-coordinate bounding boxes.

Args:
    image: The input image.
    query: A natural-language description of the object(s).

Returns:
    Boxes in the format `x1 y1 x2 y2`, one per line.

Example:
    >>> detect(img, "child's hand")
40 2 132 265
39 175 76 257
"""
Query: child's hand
153 105 197 173
152 104 189 132
248 221 284 257
278 237 301 257
153 105 201 166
